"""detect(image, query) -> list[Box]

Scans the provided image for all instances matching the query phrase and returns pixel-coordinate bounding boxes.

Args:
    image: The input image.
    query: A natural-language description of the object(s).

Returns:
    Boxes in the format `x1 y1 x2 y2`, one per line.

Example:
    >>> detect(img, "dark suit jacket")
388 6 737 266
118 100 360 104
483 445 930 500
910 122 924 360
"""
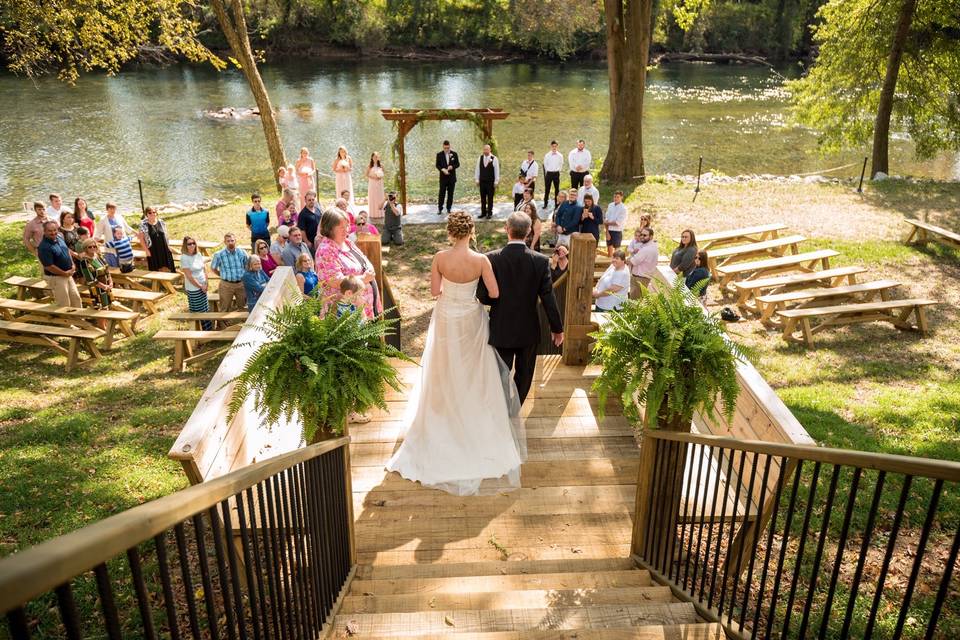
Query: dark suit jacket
478 243 563 349
436 150 460 182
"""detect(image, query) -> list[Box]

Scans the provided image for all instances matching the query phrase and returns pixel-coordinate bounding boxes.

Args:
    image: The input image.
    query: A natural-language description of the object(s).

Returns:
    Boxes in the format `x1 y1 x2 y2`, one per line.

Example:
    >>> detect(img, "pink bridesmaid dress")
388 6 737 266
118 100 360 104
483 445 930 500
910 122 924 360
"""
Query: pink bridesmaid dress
367 166 385 222
334 158 354 204
296 158 316 208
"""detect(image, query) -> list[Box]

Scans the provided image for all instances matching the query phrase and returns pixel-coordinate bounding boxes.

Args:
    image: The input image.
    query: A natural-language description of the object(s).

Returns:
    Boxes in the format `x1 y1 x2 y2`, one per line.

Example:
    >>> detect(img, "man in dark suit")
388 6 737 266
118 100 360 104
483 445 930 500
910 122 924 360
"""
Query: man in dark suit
478 212 564 404
436 140 460 216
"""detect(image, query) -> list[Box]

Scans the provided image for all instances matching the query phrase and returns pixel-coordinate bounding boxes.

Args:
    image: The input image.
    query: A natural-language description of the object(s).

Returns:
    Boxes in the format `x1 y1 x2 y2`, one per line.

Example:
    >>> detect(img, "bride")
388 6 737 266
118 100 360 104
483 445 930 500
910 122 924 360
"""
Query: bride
386 211 525 496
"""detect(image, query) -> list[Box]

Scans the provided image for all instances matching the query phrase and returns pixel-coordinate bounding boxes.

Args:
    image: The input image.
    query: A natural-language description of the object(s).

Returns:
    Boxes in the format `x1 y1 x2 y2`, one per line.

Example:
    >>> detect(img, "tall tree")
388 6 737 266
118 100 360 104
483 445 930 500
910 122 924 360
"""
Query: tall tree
870 0 918 176
601 0 654 182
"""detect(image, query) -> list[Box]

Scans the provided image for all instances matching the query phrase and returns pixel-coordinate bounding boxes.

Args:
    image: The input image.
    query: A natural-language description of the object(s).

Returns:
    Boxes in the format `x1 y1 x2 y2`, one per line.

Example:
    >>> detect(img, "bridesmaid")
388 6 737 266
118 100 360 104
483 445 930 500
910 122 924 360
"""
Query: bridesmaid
366 152 385 223
295 147 316 208
332 146 354 205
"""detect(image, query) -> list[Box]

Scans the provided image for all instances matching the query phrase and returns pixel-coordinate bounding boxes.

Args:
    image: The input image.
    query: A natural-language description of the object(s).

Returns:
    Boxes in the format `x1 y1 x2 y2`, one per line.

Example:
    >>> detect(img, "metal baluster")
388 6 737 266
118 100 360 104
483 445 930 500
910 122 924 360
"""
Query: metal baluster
863 475 913 638
6 607 30 640
699 446 725 602
93 563 123 640
924 520 960 640
645 438 666 565
336 449 352 578
175 522 204 640
277 471 306 640
191 513 221 640
283 468 311 639
691 445 714 599
839 470 887 639
891 479 943 640
54 583 82 640
796 463 840 639
291 464 320 634
718 449 747 616
255 483 285 640
661 440 682 575
682 442 708 591
126 546 158 640
781 461 823 637
154 532 183 640
816 468 862 640
308 458 333 615
236 490 266 640
752 458 789 635
219 500 250 640
302 460 328 626
265 475 294 639
207 506 240 640
728 451 761 625
671 441 696 584
323 451 340 597
708 446 736 609
738 454 773 633
763 459 805 639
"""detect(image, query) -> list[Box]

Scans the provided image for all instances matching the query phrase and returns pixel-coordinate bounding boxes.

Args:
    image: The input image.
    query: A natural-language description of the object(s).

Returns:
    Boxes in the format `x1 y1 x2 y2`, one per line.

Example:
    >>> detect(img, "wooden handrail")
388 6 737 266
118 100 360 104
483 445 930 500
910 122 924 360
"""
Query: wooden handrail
646 430 960 482
0 437 349 612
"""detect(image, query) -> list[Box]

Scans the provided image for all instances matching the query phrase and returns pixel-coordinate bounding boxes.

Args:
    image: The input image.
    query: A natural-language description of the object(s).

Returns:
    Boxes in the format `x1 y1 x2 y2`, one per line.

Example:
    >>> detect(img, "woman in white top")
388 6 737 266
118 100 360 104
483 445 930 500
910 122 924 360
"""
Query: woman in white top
93 203 133 242
179 235 211 329
593 250 631 312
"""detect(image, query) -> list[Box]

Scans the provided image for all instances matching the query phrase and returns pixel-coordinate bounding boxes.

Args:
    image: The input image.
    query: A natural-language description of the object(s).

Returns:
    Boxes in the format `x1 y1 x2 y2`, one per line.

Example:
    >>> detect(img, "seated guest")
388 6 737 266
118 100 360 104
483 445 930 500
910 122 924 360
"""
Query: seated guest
512 176 526 209
270 225 289 265
593 250 630 312
211 233 249 313
553 189 582 247
180 236 211 330
78 239 113 311
578 194 603 241
254 239 277 277
105 226 135 272
350 210 379 238
294 253 319 296
550 243 569 282
73 197 96 236
297 190 322 248
138 206 176 272
94 202 133 242
671 229 698 277
336 275 366 317
246 192 271 249
603 190 627 257
281 227 311 267
242 255 270 311
685 250 711 304
339 191 357 218
522 202 542 253
628 227 659 297
275 188 298 228
335 197 356 225
38 221 82 308
23 201 54 257
576 174 600 207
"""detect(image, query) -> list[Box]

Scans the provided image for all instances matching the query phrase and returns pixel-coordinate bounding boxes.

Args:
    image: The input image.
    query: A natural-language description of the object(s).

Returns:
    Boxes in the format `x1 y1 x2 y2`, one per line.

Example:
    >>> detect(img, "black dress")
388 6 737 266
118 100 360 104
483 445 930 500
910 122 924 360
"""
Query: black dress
145 221 176 272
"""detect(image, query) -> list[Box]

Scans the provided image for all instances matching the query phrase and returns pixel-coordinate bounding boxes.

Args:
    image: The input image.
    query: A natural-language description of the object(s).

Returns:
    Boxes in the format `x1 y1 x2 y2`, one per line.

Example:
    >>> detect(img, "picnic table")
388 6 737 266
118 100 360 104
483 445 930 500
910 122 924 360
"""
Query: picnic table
109 268 182 296
778 299 937 346
4 276 166 317
904 219 960 249
0 299 139 349
731 266 867 315
755 279 901 327
715 249 840 292
704 234 806 279
0 319 103 371
674 222 788 250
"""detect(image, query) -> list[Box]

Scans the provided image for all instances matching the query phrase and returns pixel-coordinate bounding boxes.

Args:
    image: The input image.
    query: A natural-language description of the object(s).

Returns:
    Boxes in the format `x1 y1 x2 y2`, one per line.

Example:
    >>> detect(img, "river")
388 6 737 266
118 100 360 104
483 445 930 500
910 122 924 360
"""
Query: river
1 60 956 213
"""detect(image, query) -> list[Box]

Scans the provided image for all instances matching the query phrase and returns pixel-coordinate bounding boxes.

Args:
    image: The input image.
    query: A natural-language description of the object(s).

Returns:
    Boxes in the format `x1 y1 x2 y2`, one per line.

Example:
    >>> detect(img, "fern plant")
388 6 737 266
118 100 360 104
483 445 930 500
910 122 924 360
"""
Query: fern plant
591 277 745 430
227 295 411 443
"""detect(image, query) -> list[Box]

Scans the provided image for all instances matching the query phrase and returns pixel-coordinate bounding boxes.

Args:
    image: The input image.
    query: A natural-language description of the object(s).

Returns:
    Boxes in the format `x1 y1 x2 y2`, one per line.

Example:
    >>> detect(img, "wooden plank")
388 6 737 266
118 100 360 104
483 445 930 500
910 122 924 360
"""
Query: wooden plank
0 319 103 339
353 623 724 640
153 330 240 341
904 219 960 244
353 557 638 581
350 569 653 596
357 543 634 566
715 249 839 278
349 416 634 444
777 297 938 318
675 222 787 245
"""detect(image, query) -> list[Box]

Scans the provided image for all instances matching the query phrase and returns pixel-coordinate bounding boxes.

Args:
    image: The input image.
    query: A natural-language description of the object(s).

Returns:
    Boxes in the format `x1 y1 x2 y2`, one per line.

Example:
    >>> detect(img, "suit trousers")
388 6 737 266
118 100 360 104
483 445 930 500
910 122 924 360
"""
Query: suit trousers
570 171 587 190
543 171 561 208
496 343 539 405
438 179 455 213
479 181 496 218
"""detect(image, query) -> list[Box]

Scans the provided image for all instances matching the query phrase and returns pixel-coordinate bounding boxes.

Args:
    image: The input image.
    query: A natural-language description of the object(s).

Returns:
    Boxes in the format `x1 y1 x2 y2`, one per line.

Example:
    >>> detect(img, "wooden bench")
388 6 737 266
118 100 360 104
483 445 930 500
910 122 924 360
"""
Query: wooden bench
675 223 787 250
715 249 840 292
0 299 139 349
5 276 50 301
756 279 901 326
168 311 248 331
731 266 867 315
705 234 806 278
4 276 164 317
904 219 960 249
153 329 239 373
0 320 104 371
109 268 182 296
778 298 938 346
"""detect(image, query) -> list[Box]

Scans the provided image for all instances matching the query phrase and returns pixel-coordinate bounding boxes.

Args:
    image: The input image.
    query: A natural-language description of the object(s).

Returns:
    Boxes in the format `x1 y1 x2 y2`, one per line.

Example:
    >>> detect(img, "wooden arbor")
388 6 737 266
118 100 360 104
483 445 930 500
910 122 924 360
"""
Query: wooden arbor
380 108 509 216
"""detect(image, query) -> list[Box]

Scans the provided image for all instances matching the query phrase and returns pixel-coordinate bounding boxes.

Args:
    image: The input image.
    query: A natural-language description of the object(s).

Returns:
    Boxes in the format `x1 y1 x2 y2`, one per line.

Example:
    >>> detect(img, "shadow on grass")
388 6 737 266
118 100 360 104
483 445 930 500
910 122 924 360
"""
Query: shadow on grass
860 180 960 228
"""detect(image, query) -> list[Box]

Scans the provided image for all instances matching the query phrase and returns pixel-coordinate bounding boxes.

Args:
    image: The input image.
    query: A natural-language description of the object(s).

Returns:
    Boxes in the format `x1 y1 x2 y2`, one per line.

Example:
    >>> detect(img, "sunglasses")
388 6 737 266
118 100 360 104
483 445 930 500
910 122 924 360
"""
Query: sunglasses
187 242 196 246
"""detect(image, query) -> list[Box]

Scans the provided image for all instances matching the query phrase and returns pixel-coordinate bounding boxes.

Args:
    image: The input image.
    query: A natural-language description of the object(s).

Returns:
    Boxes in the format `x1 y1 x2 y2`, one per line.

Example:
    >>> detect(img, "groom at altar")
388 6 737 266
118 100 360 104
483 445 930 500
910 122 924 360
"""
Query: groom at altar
436 140 460 216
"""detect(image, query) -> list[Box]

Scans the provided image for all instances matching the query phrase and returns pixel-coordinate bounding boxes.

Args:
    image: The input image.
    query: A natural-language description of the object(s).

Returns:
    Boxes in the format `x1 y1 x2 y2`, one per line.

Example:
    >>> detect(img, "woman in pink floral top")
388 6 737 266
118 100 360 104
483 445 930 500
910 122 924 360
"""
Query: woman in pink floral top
314 208 382 319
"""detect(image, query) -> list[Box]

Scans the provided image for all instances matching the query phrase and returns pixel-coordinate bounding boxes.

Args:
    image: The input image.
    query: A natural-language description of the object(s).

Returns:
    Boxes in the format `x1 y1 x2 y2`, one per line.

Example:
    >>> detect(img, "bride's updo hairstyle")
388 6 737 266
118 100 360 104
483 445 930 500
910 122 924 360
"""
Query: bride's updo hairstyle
446 211 474 241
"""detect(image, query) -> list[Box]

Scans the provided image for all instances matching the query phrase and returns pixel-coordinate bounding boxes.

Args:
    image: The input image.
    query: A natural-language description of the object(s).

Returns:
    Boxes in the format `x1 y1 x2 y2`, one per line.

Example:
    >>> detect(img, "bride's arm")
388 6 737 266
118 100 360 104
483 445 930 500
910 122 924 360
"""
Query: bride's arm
480 256 499 299
431 254 442 297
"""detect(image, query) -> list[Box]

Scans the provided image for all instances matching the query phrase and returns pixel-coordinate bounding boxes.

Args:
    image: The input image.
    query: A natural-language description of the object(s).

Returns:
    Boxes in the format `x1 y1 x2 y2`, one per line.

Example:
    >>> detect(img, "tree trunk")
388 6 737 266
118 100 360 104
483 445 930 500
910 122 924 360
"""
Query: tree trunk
601 0 652 183
773 0 793 61
209 0 287 190
871 0 918 178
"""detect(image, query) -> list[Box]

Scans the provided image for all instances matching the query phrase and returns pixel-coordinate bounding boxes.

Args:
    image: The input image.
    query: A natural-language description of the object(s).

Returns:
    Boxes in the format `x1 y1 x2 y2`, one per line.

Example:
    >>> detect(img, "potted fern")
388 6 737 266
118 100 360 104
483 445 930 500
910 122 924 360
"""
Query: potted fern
228 295 410 443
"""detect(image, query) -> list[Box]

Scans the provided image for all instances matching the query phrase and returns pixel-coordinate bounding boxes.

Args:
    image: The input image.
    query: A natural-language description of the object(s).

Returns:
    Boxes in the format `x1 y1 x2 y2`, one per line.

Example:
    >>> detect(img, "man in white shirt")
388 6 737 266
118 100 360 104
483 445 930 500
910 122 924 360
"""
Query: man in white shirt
603 190 628 257
474 144 500 219
519 150 539 196
628 227 659 297
576 174 600 207
568 139 592 189
46 193 66 219
542 140 564 210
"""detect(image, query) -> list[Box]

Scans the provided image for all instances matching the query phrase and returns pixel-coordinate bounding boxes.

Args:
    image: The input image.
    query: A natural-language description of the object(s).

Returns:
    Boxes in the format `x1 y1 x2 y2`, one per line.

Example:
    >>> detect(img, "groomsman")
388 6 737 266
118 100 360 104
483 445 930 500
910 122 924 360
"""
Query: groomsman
519 150 539 195
568 139 592 189
542 140 563 209
474 144 500 219
436 140 460 216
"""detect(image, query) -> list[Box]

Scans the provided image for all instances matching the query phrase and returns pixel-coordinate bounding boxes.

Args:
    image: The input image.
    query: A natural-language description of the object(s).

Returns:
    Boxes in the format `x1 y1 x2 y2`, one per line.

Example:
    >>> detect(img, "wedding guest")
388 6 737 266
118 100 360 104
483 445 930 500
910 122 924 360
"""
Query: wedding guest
270 225 289 265
382 192 404 247
180 235 211 329
350 210 379 237
435 140 460 216
367 152 386 223
46 193 66 218
277 166 294 193
314 208 381 319
297 190 322 248
522 202 542 253
553 189 581 247
246 192 271 249
58 210 81 267
628 227 659 297
638 213 652 231
38 221 82 308
280 227 311 267
73 197 96 236
242 255 270 310
211 233 248 313
255 239 278 277
338 192 357 220
105 226 135 272
94 202 133 242
275 188 298 227
474 143 500 219
520 149 539 194
568 139 592 189
671 229 698 276
138 206 176 272
78 239 113 311
515 187 538 218
294 253 319 296
295 147 316 208
512 176 526 210
578 194 604 241
543 140 564 209
685 250 711 303
332 146 354 203
23 202 53 256
593 250 630 312
75 227 91 254
603 190 628 257
577 174 600 207
336 276 366 317
550 243 569 281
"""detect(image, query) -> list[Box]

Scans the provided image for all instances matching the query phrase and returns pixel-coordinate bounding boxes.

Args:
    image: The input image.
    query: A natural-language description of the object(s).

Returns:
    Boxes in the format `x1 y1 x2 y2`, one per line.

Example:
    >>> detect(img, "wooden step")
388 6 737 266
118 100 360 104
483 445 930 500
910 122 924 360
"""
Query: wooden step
341 586 674 614
350 569 651 596
354 623 724 639
369 396 622 421
358 543 634 566
349 416 635 443
333 602 699 635
354 557 638 580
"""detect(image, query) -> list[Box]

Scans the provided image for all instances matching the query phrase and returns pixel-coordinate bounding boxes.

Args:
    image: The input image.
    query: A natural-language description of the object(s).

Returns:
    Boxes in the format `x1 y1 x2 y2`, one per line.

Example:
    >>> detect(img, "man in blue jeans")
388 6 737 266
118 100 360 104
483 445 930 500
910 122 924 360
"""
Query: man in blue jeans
245 193 270 249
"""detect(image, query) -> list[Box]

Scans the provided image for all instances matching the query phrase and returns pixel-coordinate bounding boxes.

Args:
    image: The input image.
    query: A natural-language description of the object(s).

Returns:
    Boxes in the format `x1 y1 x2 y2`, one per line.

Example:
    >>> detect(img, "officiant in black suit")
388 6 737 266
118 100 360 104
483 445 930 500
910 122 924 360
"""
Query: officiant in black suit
436 140 460 216
478 212 564 404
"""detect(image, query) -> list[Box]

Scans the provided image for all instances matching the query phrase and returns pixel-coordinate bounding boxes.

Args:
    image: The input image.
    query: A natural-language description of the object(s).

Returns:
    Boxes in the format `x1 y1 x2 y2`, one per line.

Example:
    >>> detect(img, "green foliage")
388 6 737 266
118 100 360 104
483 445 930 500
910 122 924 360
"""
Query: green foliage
227 293 410 442
788 0 960 160
590 277 744 428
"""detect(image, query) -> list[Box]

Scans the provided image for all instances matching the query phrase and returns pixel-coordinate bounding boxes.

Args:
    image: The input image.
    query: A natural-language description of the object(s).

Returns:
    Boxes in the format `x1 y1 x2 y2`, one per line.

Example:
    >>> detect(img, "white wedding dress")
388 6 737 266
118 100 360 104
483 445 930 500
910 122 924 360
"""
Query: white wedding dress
385 277 525 496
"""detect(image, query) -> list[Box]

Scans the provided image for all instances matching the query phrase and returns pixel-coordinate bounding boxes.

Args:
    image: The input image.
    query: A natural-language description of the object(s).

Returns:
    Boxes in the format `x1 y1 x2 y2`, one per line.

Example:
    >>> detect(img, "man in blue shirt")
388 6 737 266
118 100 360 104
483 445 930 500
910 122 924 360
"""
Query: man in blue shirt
553 189 583 247
245 193 270 249
297 190 322 249
38 221 82 308
211 233 249 313
578 194 604 241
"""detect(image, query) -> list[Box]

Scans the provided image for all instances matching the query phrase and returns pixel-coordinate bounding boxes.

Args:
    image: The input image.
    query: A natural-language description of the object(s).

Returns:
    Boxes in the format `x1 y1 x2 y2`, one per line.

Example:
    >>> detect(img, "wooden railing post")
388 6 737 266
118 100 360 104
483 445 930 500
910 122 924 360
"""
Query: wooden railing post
356 234 384 297
562 232 597 365
632 431 658 557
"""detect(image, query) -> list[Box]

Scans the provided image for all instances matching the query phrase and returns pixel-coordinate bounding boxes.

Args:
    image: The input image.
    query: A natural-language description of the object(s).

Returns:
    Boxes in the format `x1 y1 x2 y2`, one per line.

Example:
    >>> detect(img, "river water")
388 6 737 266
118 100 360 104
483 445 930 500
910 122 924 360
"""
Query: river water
1 60 956 212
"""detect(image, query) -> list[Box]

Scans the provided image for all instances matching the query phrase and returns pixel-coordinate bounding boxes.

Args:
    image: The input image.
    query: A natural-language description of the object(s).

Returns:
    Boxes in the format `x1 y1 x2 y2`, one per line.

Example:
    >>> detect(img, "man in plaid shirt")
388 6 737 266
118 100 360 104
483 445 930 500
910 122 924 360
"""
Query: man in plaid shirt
211 233 249 313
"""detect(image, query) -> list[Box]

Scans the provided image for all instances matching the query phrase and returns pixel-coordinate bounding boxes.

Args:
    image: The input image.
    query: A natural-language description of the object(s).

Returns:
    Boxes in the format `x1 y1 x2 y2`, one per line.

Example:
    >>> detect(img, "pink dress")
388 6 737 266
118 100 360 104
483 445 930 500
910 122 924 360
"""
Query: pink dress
314 236 381 319
366 166 385 222
295 158 316 208
334 158 354 204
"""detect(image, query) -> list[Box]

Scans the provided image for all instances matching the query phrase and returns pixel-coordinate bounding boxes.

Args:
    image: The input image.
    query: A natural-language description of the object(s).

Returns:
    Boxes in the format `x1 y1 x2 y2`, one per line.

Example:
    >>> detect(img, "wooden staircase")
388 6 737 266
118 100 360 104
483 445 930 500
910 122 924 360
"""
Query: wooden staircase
335 355 721 638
